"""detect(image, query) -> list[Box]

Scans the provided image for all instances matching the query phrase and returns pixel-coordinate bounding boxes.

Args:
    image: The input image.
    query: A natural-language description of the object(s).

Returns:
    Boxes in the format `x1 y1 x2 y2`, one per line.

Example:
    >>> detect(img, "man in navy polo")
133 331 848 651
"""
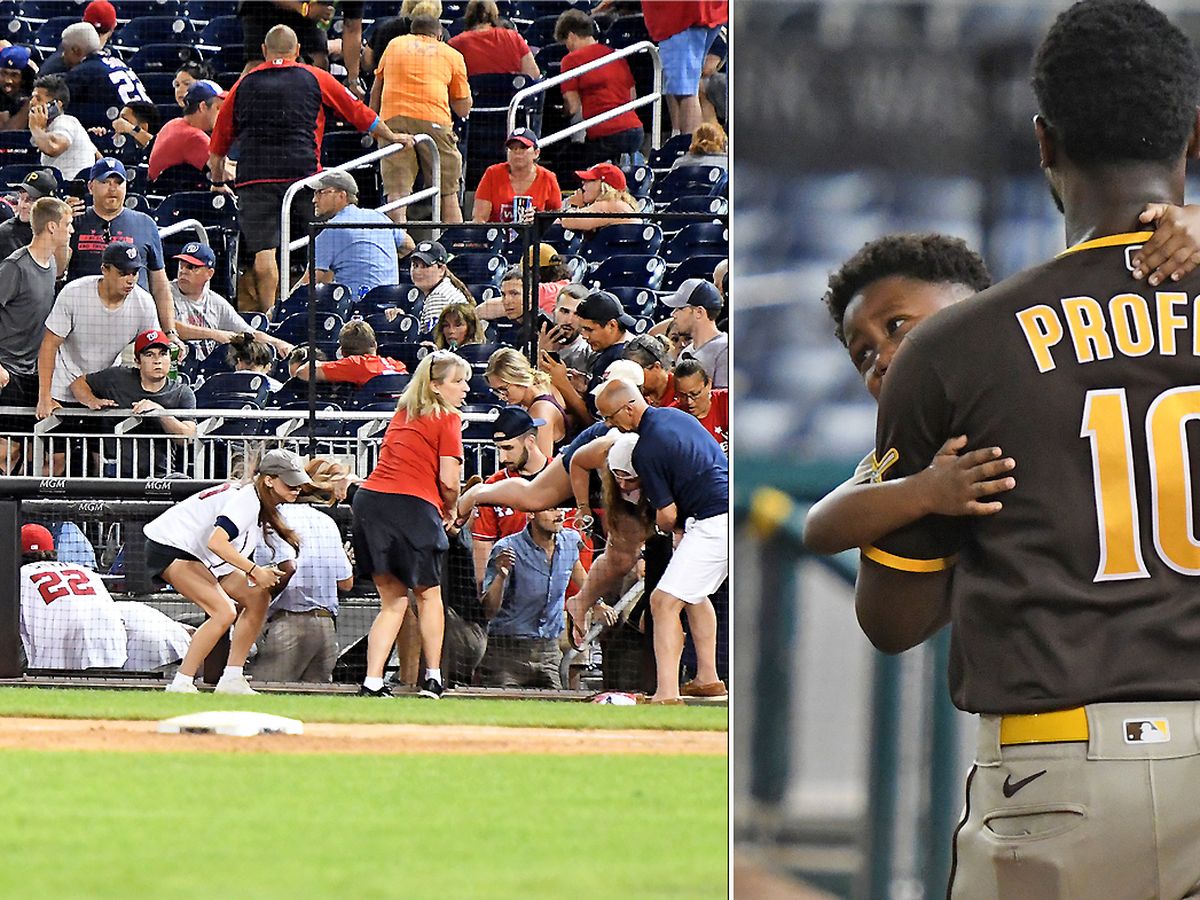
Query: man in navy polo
66 158 178 344
595 378 728 703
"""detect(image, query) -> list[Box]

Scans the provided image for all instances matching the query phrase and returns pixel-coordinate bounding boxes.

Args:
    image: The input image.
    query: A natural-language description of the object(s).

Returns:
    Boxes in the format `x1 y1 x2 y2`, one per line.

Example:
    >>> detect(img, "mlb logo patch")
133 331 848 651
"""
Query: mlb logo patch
1124 718 1170 743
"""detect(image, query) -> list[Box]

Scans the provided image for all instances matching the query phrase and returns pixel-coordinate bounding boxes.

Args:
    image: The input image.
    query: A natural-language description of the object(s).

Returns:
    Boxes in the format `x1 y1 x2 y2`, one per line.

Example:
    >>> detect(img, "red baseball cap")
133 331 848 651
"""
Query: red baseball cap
21 524 54 554
575 162 627 192
135 329 171 356
83 0 118 33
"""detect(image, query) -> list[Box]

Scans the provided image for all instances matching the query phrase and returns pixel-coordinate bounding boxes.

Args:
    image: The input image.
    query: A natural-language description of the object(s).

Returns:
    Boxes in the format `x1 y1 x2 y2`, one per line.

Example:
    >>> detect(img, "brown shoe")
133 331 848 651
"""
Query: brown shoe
681 680 728 698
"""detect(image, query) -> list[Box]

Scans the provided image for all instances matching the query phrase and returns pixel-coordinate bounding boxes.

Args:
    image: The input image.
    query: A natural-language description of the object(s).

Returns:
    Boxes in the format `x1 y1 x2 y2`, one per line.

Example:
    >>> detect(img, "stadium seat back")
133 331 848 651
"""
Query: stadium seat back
374 341 426 373
651 165 728 203
113 15 197 49
129 43 203 74
661 255 726 292
467 283 500 303
587 254 666 291
352 373 413 409
455 342 502 371
138 71 177 105
153 191 238 229
34 16 78 51
273 312 345 348
448 252 506 286
197 15 243 50
647 133 693 171
605 286 657 319
539 222 583 257
624 165 654 199
660 221 728 265
440 224 505 255
279 283 353 321
662 195 727 217
194 372 272 407
579 222 663 263
360 284 422 317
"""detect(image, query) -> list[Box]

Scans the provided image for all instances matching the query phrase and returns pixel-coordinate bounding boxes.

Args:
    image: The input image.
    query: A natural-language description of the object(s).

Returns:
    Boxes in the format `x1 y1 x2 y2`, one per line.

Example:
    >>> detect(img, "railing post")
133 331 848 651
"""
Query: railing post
858 651 903 900
0 499 20 677
923 628 960 899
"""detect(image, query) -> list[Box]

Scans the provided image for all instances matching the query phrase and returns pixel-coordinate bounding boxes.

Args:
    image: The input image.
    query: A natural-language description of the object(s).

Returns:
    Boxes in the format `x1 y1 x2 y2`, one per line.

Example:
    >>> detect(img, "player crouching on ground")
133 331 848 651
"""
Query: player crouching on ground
143 449 311 694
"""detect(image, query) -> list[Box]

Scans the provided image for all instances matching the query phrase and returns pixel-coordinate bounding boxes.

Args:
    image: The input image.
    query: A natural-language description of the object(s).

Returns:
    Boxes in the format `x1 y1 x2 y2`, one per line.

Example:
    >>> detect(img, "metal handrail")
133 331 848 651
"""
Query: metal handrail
506 40 662 151
157 217 208 246
279 134 442 299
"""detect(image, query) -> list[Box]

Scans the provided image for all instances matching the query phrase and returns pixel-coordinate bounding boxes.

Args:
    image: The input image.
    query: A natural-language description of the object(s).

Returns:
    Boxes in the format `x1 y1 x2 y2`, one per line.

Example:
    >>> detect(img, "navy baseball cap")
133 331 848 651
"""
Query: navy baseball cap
506 127 539 149
492 406 545 440
410 240 449 266
576 290 635 330
174 241 216 268
183 79 225 112
663 278 723 312
89 157 127 183
102 242 143 273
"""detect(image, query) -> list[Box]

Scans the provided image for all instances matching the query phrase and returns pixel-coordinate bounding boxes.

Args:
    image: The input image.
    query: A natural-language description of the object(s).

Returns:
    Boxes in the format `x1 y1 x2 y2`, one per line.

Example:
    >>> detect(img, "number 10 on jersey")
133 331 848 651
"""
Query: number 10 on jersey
1082 386 1200 581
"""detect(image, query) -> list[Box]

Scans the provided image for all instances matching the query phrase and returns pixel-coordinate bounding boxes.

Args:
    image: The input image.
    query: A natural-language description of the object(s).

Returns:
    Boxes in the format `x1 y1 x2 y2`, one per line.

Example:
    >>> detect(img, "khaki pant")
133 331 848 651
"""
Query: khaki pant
949 701 1200 899
251 612 337 683
380 114 462 199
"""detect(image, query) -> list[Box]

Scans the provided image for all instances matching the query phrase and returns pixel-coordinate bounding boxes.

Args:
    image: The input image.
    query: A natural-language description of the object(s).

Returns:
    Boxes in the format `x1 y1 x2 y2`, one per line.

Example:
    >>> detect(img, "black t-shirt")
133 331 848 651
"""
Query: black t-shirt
0 217 31 261
237 1 366 62
85 366 196 477
872 230 1200 714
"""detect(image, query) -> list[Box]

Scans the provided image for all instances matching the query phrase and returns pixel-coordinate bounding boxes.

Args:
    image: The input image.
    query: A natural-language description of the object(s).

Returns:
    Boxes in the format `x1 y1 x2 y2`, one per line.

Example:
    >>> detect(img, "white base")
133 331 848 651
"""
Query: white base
157 710 304 737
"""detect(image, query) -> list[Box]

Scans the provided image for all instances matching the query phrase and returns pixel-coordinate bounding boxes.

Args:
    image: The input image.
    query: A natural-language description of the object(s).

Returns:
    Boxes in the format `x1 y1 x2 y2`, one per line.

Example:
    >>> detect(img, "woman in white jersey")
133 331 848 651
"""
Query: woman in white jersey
143 449 311 694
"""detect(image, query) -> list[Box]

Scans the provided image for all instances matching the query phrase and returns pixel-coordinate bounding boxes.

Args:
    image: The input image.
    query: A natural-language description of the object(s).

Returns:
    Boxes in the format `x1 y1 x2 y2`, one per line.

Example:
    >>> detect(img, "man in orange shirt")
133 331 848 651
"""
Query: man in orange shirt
370 14 472 224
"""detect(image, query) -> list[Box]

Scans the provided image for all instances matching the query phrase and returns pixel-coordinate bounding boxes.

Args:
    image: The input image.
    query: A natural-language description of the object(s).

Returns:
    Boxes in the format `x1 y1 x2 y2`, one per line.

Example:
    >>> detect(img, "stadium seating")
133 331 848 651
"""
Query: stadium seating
661 254 725 291
375 341 426 373
33 15 76 51
579 223 663 263
587 254 666 291
662 195 728 217
661 222 728 265
113 15 197 50
651 165 728 203
116 0 187 18
0 131 37 165
351 373 412 410
91 134 149 167
128 43 203 74
1 19 33 45
605 286 657 319
149 163 209 195
277 283 353 321
197 14 242 51
440 225 505 256
360 284 422 317
455 342 502 371
461 402 503 440
272 313 345 350
467 283 500 303
152 192 238 230
139 72 178 105
539 222 583 256
522 15 560 51
448 252 506 286
624 165 654 200
648 134 693 171
193 372 273 408
0 163 41 187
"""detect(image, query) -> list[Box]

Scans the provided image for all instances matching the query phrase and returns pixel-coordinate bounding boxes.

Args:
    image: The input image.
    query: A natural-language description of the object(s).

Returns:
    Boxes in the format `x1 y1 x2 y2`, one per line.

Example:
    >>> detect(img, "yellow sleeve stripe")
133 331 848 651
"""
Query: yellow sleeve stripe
861 544 956 573
1056 231 1153 257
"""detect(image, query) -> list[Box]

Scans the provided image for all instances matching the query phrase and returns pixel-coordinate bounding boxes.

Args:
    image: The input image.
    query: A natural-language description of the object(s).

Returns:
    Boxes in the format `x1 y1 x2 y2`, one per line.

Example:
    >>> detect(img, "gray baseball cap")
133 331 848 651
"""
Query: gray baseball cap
313 170 358 197
257 449 313 487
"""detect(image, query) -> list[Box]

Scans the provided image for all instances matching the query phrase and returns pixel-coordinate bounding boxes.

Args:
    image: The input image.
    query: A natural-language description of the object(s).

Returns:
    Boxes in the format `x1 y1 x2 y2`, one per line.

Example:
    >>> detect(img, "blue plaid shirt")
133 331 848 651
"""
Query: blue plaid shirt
484 526 581 640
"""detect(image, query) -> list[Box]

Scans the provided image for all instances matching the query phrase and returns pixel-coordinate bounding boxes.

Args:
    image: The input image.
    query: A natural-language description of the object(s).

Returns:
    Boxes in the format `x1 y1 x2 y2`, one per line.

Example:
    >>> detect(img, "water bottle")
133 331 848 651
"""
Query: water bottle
169 343 180 381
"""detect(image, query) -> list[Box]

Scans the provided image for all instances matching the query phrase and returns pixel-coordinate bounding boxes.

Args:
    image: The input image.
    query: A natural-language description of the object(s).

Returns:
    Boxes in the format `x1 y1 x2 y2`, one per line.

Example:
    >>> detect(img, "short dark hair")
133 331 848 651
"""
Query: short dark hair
1033 0 1200 167
410 14 441 37
554 8 592 42
22 550 56 564
674 358 709 383
822 233 991 345
463 0 499 29
34 74 69 106
125 101 161 134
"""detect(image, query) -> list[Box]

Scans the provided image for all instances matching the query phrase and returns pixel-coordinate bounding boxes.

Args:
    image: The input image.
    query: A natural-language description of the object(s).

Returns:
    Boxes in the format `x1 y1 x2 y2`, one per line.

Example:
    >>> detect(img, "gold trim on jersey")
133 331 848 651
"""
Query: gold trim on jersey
1057 231 1153 257
867 447 899 484
861 544 956 573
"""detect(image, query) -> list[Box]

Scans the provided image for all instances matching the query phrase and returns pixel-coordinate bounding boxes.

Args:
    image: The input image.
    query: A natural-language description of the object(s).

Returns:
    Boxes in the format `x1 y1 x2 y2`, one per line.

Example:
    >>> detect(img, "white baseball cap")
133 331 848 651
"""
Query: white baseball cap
607 433 638 476
590 358 645 396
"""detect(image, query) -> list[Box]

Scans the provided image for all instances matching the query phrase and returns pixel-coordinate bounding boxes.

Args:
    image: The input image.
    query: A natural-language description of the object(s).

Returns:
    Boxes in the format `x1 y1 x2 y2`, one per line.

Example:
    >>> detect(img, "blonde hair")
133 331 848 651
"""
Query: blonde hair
596 181 639 211
434 302 486 349
300 457 350 506
485 346 550 393
689 122 727 156
31 197 72 235
402 0 442 17
397 350 470 418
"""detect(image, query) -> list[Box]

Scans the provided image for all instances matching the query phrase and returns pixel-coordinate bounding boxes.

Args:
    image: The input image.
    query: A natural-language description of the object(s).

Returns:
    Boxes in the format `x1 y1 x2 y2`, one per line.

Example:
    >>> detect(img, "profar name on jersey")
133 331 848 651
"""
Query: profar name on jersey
1017 290 1200 373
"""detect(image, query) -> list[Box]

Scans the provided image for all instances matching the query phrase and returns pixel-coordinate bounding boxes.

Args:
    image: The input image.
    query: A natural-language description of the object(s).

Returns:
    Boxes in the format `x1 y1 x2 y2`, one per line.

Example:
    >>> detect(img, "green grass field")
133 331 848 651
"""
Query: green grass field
0 688 728 898
0 687 727 730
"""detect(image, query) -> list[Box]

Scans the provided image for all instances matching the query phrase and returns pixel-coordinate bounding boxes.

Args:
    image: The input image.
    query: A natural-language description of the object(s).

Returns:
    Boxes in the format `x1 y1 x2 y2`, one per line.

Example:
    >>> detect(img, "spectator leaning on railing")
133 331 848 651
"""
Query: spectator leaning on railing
208 24 411 313
370 13 472 225
70 328 197 478
37 242 161 421
65 158 180 349
171 242 292 362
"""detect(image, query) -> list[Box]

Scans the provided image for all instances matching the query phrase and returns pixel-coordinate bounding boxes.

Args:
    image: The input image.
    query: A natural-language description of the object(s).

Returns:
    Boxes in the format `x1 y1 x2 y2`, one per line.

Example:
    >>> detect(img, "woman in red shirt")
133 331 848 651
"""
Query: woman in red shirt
448 1 540 77
471 128 563 224
351 350 471 698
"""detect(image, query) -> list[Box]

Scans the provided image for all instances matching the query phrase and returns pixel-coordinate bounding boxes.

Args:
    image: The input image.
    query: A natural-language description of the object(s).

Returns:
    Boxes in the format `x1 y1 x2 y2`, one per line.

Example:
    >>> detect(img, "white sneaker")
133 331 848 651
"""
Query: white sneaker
165 679 199 694
214 674 257 695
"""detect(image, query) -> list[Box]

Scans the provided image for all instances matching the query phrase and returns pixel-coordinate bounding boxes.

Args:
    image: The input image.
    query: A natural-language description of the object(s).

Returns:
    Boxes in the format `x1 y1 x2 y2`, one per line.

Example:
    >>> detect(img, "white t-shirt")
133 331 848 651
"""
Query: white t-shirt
255 503 350 615
114 600 191 670
19 560 127 668
143 482 265 577
45 276 159 401
171 281 252 361
40 113 99 180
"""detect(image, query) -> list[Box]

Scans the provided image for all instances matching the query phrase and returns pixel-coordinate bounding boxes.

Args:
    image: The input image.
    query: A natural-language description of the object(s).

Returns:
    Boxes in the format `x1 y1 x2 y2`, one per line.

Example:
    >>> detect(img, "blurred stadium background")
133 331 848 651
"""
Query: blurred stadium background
733 0 1200 897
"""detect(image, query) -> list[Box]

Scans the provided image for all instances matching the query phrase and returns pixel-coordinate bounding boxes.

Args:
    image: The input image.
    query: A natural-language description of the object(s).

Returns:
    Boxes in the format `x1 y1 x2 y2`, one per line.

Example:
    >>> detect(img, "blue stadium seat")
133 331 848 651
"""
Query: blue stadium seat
197 398 272 440
647 134 693 171
185 0 231 22
123 193 153 213
360 284 423 317
197 15 243 50
540 222 583 256
156 102 183 124
586 254 666 291
467 283 500 303
363 311 422 345
532 43 567 78
579 223 662 263
466 377 499 403
522 15 560 50
113 15 197 49
149 163 207 195
440 224 505 255
0 163 41 187
193 372 273 407
321 130 375 167
153 191 238 230
128 43 203 74
272 312 345 349
605 286 656 319
485 318 523 348
33 16 77 51
0 131 36 165
629 315 653 335
375 341 426 373
277 283 353 321
116 0 187 18
461 402 503 439
650 165 727 203
351 373 412 410
0 19 33 44
662 195 727 217
92 133 149 167
602 14 650 49
661 255 724 292
138 72 177 105
270 399 351 437
660 221 727 265
448 252 506 286
455 342 502 371
624 164 654 200
208 45 246 76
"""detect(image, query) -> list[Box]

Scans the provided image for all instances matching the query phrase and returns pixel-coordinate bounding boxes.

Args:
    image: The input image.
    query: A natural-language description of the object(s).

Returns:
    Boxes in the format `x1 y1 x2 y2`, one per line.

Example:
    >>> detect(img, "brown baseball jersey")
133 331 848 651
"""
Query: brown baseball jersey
868 230 1200 714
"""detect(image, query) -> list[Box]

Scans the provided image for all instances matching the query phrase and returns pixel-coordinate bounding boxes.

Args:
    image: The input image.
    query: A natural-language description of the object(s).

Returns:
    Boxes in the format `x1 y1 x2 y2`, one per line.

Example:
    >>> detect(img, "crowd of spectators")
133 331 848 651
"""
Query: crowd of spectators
0 0 728 698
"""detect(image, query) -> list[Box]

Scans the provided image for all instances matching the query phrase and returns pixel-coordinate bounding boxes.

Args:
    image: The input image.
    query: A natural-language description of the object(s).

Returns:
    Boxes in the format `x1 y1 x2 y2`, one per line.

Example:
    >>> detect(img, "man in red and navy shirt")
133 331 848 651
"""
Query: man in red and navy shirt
208 24 411 313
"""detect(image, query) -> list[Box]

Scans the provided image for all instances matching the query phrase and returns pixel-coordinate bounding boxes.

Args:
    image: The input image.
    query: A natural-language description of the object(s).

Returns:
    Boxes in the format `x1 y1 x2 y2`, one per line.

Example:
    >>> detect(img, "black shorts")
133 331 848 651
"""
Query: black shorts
0 371 37 435
240 5 328 64
235 181 313 255
145 537 202 587
351 488 448 589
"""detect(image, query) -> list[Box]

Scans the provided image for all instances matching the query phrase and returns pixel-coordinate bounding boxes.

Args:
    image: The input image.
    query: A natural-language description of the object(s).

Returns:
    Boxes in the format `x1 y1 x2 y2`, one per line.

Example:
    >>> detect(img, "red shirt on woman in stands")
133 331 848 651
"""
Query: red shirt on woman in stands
448 0 539 77
471 127 562 224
